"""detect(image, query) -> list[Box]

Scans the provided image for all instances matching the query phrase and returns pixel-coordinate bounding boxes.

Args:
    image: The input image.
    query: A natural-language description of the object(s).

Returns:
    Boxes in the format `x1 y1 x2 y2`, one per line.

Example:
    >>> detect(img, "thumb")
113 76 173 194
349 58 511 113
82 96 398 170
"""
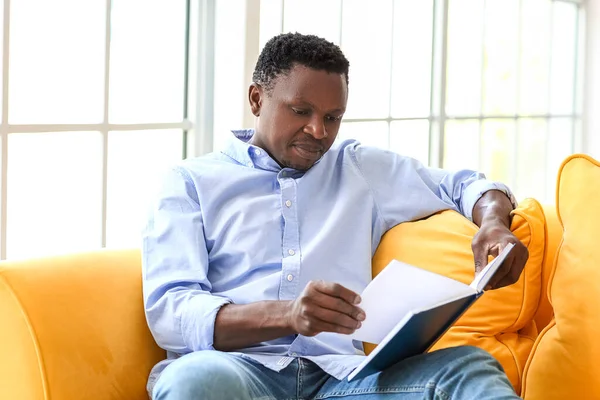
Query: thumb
473 244 488 274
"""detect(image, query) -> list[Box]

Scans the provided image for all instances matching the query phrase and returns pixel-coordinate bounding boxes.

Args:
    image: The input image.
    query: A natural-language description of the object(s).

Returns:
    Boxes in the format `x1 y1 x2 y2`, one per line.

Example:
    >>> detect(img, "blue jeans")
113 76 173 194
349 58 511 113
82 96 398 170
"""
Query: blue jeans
152 346 519 399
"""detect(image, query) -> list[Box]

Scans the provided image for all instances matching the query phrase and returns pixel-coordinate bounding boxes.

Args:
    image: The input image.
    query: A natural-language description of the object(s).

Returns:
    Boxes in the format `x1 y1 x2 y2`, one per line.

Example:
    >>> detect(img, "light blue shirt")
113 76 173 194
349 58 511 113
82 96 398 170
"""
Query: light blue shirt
142 129 515 389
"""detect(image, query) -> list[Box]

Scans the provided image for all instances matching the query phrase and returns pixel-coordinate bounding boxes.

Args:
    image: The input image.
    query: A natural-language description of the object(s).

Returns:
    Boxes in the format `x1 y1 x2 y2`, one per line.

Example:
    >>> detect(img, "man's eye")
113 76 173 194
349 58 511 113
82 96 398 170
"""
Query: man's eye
292 108 309 115
326 115 342 122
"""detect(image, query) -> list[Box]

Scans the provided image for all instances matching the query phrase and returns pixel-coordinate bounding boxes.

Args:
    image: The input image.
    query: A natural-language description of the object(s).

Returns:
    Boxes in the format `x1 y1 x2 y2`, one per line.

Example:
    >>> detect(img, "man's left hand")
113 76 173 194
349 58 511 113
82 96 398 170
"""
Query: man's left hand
471 222 529 290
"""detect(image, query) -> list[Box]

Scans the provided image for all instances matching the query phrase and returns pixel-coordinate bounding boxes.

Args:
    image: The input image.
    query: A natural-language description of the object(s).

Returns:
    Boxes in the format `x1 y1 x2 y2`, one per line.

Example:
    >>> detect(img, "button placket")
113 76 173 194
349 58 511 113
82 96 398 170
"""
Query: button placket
278 175 301 300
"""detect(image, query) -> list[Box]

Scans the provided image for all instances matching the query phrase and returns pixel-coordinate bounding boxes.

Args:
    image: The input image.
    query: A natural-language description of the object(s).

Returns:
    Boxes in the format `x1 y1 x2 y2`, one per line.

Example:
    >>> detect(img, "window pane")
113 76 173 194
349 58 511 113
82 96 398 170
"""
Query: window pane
106 130 183 248
0 4 4 121
9 0 105 123
390 120 429 165
547 118 573 201
444 120 479 172
481 120 515 187
390 0 433 119
338 121 388 149
109 0 186 123
213 0 246 151
7 132 103 259
482 0 519 115
519 0 551 115
515 119 546 201
283 0 341 44
341 0 393 119
550 1 578 115
575 9 585 116
260 0 283 49
446 0 484 116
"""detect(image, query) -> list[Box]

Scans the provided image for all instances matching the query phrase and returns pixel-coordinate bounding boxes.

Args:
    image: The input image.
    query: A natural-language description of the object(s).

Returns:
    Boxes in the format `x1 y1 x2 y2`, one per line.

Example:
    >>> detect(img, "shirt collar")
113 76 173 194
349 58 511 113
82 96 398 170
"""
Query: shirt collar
220 129 324 173
221 129 281 172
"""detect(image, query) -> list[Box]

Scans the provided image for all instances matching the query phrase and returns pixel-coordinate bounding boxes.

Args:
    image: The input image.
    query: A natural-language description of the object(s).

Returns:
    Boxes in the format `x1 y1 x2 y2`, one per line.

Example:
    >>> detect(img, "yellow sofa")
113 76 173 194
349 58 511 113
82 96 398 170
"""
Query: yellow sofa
1 154 598 399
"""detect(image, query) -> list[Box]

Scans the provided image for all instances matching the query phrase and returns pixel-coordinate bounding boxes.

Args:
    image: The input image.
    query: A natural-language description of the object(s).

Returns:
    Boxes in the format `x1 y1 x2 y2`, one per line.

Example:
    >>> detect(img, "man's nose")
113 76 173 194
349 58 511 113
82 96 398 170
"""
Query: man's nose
304 117 327 139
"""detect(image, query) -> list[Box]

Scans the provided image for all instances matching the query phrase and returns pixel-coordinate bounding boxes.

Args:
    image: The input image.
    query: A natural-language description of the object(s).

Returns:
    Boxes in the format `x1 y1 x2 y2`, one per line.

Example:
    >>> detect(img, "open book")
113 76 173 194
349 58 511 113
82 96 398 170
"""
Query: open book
347 243 515 381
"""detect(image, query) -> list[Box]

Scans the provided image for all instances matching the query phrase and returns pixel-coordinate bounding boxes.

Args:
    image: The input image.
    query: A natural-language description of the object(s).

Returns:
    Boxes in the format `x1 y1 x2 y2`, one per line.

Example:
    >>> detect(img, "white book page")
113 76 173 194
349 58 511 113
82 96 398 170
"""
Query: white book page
350 260 474 345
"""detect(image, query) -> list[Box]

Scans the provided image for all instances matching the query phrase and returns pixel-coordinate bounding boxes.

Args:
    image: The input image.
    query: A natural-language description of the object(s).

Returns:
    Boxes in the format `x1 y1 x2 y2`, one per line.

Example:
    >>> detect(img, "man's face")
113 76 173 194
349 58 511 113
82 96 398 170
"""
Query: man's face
249 65 348 171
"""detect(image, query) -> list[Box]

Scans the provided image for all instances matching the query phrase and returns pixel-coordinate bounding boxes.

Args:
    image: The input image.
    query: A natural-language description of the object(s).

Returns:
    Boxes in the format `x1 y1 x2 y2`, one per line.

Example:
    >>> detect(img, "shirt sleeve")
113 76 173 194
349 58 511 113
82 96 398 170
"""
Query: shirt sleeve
348 143 517 230
142 166 231 354
459 179 518 221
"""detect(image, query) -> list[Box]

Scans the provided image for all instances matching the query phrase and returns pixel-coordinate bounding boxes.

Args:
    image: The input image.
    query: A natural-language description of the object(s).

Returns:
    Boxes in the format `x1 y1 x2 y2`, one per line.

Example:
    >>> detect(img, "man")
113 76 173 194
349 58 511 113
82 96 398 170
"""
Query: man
143 33 529 399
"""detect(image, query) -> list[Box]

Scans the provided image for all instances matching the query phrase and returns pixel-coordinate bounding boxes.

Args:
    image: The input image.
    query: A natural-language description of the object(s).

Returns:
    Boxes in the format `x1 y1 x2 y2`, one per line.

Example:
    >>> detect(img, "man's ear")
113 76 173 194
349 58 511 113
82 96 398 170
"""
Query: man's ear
249 83 263 117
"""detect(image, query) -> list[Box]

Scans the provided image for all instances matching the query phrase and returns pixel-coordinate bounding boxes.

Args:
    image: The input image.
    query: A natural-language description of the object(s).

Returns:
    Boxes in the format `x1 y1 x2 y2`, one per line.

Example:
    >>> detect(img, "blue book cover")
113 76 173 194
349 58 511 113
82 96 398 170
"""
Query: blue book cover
347 243 514 381
348 293 480 381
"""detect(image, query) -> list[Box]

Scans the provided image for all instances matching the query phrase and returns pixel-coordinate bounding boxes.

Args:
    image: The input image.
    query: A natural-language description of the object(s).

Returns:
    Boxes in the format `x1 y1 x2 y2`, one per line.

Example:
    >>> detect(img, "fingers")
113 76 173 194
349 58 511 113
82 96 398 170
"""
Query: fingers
298 318 357 336
486 252 516 288
488 243 502 257
491 245 529 289
309 281 364 320
472 240 489 274
312 280 361 305
295 281 365 336
307 304 363 331
472 224 530 290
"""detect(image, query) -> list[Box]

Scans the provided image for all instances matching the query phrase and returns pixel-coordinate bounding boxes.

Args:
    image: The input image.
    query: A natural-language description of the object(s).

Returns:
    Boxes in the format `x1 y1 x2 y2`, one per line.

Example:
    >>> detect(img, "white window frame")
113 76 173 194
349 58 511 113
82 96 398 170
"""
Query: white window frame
0 0 194 259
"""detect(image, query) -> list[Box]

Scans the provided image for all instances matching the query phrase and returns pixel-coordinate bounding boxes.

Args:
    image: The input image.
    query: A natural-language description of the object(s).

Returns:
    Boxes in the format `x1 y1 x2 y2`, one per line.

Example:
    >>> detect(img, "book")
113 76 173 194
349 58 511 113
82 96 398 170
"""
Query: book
347 243 515 381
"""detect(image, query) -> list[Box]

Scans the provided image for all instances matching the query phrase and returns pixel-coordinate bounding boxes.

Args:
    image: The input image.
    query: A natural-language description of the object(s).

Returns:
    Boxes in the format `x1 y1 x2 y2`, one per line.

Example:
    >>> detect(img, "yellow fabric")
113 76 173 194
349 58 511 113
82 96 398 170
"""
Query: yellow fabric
532 205 560 331
369 198 546 392
0 250 165 400
521 154 600 400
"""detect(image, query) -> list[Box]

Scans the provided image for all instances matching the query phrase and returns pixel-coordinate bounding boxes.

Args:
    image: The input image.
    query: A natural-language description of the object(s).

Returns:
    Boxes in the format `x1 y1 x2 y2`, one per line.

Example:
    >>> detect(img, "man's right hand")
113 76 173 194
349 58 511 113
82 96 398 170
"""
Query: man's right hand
286 280 365 337
213 281 365 351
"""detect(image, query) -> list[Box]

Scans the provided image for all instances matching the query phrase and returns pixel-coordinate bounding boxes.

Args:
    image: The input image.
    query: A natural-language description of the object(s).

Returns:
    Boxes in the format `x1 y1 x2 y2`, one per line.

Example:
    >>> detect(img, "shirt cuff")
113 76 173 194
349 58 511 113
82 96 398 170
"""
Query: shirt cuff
180 294 232 352
461 180 518 222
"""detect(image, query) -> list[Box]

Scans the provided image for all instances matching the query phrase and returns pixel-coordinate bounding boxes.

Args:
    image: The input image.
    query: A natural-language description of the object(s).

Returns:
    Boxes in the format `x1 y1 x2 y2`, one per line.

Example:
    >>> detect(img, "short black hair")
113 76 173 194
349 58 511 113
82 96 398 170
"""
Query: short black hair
252 32 349 93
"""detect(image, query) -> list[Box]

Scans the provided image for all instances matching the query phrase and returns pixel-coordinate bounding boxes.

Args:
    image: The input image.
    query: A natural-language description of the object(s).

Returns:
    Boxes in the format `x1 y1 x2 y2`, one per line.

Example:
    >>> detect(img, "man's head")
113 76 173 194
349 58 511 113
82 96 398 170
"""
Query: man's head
249 33 350 171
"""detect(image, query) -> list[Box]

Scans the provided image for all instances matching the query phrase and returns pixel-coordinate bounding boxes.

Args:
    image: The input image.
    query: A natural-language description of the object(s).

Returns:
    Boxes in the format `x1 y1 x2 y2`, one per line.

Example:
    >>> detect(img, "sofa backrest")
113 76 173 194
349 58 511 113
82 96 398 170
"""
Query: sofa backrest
0 249 165 400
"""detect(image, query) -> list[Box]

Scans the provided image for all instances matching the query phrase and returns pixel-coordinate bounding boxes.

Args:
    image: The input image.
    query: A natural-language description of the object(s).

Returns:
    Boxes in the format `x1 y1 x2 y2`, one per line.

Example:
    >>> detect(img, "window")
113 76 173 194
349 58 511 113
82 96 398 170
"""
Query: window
2 0 189 259
214 0 584 203
8 1 581 259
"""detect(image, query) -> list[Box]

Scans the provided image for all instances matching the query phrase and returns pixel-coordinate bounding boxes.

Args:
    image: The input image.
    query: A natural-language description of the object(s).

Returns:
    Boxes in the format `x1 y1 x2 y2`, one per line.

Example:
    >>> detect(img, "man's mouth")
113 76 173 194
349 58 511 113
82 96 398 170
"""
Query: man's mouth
293 144 323 160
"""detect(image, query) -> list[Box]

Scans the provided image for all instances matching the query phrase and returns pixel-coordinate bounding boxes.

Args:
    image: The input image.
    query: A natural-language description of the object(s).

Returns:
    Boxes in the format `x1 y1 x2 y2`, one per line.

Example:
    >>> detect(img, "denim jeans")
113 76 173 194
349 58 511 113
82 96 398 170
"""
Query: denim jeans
152 346 519 400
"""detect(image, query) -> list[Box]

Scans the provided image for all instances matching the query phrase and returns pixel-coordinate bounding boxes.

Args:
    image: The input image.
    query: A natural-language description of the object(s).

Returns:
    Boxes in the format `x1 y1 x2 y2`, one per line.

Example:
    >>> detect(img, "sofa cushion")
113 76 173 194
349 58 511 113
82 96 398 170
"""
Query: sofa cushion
521 154 600 399
369 198 546 392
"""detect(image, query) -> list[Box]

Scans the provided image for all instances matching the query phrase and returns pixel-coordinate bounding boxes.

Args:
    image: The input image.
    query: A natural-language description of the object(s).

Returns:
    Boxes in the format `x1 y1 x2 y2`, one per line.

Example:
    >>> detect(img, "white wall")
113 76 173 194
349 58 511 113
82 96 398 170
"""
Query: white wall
584 0 600 158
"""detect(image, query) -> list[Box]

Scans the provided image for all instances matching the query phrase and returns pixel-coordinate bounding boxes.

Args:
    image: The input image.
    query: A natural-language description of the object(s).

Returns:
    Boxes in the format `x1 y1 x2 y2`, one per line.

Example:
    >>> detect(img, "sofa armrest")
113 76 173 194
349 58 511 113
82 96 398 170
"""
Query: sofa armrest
0 250 165 400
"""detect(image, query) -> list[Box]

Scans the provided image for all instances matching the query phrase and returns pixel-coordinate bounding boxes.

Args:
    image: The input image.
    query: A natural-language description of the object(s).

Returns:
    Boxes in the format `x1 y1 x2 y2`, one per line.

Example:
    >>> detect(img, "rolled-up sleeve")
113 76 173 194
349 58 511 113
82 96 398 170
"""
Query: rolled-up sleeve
349 144 516 229
142 166 231 354
459 179 518 221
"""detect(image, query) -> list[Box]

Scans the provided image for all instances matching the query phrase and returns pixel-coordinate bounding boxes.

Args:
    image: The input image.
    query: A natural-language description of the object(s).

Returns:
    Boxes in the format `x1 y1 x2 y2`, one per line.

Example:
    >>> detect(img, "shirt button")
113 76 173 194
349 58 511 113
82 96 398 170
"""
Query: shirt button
254 148 262 155
291 352 298 357
285 200 292 208
288 249 295 256
287 274 294 281
246 161 253 167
